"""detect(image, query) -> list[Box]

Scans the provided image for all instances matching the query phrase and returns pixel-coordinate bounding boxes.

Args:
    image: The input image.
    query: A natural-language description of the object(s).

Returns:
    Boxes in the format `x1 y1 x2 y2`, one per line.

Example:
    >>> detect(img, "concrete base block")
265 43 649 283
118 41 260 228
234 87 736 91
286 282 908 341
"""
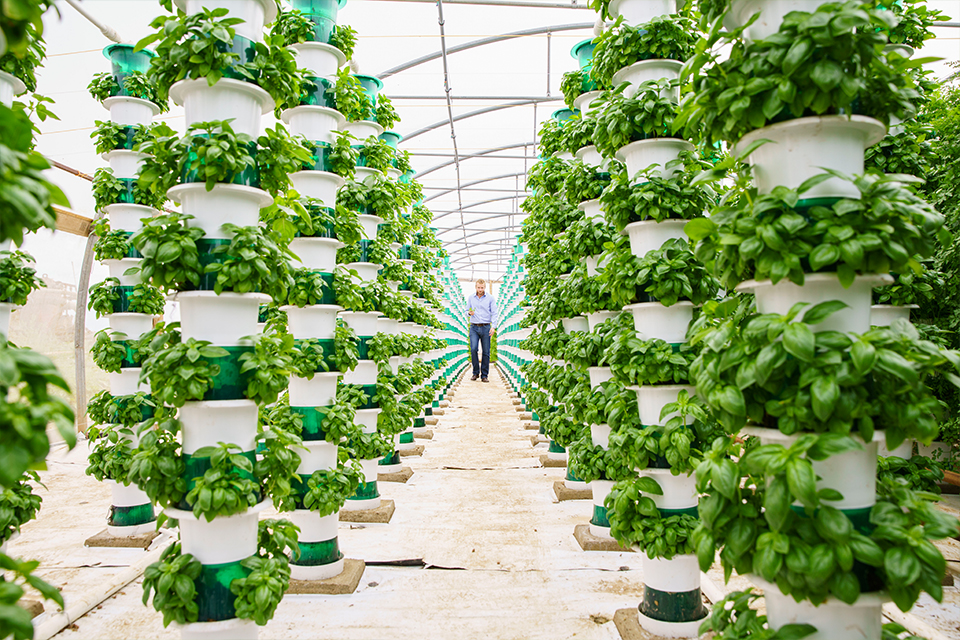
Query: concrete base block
440 401 450 408
425 416 439 426
398 444 425 457
613 608 658 640
553 480 592 501
413 429 434 440
432 409 445 416
84 528 159 549
512 398 522 405
573 524 633 552
523 421 540 431
339 499 395 524
540 454 566 468
19 600 43 619
378 467 413 483
520 412 533 420
287 558 365 595
515 405 526 412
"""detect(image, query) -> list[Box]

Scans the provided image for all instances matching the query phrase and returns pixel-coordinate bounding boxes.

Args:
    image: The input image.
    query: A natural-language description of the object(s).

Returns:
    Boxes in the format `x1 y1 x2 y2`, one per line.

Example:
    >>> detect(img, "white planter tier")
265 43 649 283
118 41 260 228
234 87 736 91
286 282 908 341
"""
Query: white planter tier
109 313 154 340
586 310 619 332
354 408 381 434
616 138 693 184
170 78 273 138
640 469 697 510
547 449 567 462
356 214 384 240
578 198 604 223
756 576 887 640
576 145 608 171
870 304 915 327
103 150 149 180
0 70 25 106
377 317 400 336
573 90 603 116
623 301 695 344
107 479 152 508
282 305 341 340
166 501 267 565
585 255 603 277
291 42 346 78
289 237 342 272
103 96 159 127
291 557 344 582
565 478 589 491
289 170 344 210
590 479 615 539
168 183 272 238
613 60 683 100
289 372 340 408
632 384 697 427
878 438 913 458
643 554 700 593
736 116 886 200
398 321 417 335
177 0 276 41
344 120 384 141
105 203 156 232
287 510 339 544
176 291 268 345
737 273 893 334
110 368 148 396
0 303 12 336
345 261 381 283
281 106 346 146
295 440 338 475
386 167 402 181
179 399 259 455
743 426 879 511
588 366 614 390
623 219 689 259
608 0 675 25
561 316 589 333
343 360 378 386
339 310 381 337
354 167 381 183
104 258 142 286
591 423 612 449
180 618 258 640
725 0 834 42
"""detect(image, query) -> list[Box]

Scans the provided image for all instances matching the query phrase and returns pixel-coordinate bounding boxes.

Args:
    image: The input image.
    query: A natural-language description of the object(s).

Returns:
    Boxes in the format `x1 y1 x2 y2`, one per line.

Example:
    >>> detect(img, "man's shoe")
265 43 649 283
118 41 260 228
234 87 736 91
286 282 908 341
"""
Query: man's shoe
471 375 479 381
481 377 489 383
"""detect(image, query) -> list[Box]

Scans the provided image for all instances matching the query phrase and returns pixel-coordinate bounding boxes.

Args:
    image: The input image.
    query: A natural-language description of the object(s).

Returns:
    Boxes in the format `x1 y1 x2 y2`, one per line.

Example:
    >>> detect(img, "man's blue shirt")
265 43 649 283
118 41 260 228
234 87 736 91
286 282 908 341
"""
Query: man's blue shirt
467 293 498 326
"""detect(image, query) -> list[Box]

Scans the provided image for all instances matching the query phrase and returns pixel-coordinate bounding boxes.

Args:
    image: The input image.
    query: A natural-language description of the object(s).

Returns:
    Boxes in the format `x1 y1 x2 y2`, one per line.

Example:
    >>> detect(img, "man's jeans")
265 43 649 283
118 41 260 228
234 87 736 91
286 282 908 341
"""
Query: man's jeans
470 323 491 378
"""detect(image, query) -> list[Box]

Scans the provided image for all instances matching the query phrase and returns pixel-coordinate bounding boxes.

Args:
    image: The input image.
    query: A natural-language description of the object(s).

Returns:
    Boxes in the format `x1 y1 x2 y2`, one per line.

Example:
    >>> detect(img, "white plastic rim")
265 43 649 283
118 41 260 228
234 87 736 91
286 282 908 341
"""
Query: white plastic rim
735 116 886 199
103 96 159 127
345 261 381 283
573 90 603 116
609 0 676 25
354 167 382 184
343 494 381 511
281 106 346 146
291 557 345 582
884 43 914 59
377 317 400 336
878 438 913 458
640 469 698 511
633 384 697 427
637 607 706 638
578 198 604 223
282 305 341 340
109 368 148 396
398 321 418 335
339 310 381 337
289 171 345 210
167 502 267 566
106 521 158 538
386 167 403 181
179 400 259 455
591 423 612 449
755 576 887 640
870 304 914 327
359 457 380 481
105 258 142 286
289 372 340 408
108 313 155 340
168 183 272 238
737 273 893 334
623 219 689 259
743 426 879 510
103 150 149 180
726 0 835 42
0 304 12 337
354 408 381 434
105 203 156 232
295 440 338 475
291 42 346 78
180 617 259 640
556 151 576 161
287 509 339 544
170 78 273 138
623 301 695 343
642 554 700 593
592 479 614 509
178 0 276 40
560 316 589 333
586 310 620 332
356 214 384 240
106 479 153 508
546 450 567 462
343 360 378 386
176 291 267 344
289 236 343 272
588 366 615 390
344 119 385 141
585 256 602 278
0 70 25 107
616 138 694 184
613 59 683 100
575 145 608 171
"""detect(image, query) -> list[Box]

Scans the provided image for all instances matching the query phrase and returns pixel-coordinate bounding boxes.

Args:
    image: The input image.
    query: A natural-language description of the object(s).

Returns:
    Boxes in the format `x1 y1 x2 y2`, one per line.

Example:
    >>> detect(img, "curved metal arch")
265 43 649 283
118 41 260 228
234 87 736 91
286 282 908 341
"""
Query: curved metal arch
423 172 528 203
433 195 526 221
378 22 595 80
402 98 560 141
442 227 524 245
416 141 535 179
437 213 522 233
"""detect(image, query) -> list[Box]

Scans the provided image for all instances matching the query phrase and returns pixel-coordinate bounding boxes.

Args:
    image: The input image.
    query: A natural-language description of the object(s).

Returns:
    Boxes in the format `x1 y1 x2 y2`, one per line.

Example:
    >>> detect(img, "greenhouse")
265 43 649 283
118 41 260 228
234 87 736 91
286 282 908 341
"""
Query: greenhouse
1 0 960 638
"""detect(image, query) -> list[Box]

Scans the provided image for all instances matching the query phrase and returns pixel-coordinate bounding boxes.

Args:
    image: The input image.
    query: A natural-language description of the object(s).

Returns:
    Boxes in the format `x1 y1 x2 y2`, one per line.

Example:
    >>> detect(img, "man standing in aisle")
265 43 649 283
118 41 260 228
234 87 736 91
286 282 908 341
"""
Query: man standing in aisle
467 279 498 382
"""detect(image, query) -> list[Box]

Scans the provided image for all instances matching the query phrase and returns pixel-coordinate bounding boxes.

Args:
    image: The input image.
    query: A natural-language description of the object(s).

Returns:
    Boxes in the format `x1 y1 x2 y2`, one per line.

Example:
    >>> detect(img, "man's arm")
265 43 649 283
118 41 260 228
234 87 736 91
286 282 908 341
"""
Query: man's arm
490 296 499 331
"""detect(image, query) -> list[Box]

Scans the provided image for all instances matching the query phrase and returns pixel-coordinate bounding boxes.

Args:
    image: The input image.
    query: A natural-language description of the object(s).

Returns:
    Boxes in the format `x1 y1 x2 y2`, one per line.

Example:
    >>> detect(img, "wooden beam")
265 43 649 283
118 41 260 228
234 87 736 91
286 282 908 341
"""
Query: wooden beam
55 206 93 237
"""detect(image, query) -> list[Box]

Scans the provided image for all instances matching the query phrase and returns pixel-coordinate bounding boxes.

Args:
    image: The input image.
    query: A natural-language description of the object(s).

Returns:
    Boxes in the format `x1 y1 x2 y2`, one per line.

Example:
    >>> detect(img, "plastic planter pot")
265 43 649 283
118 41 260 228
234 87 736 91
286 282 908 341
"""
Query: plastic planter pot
180 400 258 457
291 0 346 19
586 310 619 332
102 96 160 127
575 145 608 171
607 0 675 25
587 366 615 390
180 618 257 640
736 273 893 334
631 385 696 427
0 302 13 336
289 373 339 407
104 258 142 286
735 116 886 200
380 131 402 149
591 423 612 449
573 90 603 116
177 292 268 345
170 78 273 138
344 119 384 141
102 150 149 180
616 139 694 185
289 236 342 273
181 144 259 189
571 39 596 71
291 43 346 78
284 305 340 340
640 469 698 512
578 199 605 226
547 441 566 461
289 171 345 210
299 76 336 109
281 106 346 145
110 368 149 396
342 458 380 510
287 511 343 580
105 203 156 232
560 316 589 334
176 0 277 42
870 304 915 327
623 219 688 259
0 71 25 107
105 479 156 536
754 576 886 640
552 108 577 124
168 183 273 239
344 262 381 283
622 301 695 344
353 74 383 116
590 479 615 539
338 310 380 340
637 554 708 637
612 60 683 100
103 43 154 82
724 0 835 42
